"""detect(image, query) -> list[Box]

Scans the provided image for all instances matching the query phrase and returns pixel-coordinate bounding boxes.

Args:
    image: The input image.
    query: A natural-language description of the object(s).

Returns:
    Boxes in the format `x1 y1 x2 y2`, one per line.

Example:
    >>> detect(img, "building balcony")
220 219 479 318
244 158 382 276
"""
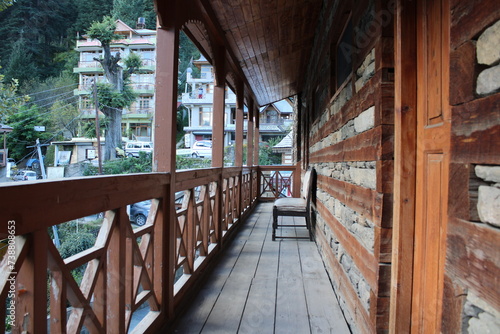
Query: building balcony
140 59 155 72
74 61 104 74
127 82 155 95
181 92 236 105
0 165 351 332
125 107 154 116
186 72 214 83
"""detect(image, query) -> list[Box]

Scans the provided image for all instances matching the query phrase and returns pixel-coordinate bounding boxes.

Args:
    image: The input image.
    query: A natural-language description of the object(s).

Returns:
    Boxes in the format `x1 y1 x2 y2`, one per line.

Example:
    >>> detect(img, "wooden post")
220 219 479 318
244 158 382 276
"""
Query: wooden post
16 231 48 334
235 82 244 221
212 46 226 168
153 25 179 318
235 81 244 167
253 105 260 166
389 1 417 333
247 100 254 167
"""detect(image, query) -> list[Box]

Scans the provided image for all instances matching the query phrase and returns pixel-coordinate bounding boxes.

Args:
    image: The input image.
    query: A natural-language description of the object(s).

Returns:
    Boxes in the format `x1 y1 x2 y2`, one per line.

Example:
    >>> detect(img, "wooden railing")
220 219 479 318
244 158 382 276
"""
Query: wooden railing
258 165 300 200
0 167 262 333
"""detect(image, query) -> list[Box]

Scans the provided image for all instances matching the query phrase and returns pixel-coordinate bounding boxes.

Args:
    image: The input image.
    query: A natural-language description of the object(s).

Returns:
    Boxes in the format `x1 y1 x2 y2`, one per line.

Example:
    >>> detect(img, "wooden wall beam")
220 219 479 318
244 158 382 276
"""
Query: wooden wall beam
389 1 417 332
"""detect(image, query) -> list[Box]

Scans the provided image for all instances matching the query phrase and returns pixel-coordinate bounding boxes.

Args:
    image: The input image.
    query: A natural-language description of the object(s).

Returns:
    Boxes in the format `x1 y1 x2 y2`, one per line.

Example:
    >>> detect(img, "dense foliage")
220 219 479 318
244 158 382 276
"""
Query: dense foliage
6 105 52 160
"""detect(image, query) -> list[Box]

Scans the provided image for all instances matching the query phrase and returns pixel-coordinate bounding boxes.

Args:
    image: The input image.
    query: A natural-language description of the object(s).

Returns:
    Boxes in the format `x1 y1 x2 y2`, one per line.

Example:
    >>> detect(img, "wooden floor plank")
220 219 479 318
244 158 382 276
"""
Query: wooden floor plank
172 203 350 334
275 236 310 333
304 278 351 334
239 278 277 334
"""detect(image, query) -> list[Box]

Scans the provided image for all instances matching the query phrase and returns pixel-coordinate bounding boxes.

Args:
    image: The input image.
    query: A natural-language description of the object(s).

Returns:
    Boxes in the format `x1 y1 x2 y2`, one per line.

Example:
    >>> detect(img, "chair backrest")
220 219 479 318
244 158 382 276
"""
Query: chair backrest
301 169 313 202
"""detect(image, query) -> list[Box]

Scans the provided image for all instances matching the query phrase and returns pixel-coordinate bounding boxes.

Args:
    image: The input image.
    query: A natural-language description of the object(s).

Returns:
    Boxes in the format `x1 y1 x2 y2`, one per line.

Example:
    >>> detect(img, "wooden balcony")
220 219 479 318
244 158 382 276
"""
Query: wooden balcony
172 202 350 333
0 165 348 333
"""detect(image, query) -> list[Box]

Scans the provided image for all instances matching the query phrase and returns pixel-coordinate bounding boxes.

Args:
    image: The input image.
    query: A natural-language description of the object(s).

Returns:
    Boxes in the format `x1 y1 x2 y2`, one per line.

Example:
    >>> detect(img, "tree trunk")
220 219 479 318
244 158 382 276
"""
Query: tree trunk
102 106 122 160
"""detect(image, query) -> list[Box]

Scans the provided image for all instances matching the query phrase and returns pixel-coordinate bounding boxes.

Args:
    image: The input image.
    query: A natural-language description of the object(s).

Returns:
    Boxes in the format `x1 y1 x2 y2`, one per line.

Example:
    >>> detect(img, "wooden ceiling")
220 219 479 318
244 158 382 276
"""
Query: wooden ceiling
208 0 323 106
155 0 323 107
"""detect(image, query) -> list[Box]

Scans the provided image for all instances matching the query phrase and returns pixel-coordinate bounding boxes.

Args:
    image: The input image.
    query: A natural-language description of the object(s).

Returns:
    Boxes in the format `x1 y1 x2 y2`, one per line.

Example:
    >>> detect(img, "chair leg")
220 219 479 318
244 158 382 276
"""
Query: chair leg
306 213 313 241
272 207 277 241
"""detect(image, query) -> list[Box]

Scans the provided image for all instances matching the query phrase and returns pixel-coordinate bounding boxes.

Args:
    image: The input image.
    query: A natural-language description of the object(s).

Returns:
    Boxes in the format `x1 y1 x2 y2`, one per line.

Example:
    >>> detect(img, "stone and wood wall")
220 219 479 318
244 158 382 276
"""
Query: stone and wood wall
444 2 500 333
297 0 499 333
298 0 395 332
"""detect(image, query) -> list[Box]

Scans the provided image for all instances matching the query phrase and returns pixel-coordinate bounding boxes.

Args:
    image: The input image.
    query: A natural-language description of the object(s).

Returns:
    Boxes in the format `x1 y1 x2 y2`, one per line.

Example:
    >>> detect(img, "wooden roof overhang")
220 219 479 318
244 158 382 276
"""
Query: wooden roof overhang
154 0 323 107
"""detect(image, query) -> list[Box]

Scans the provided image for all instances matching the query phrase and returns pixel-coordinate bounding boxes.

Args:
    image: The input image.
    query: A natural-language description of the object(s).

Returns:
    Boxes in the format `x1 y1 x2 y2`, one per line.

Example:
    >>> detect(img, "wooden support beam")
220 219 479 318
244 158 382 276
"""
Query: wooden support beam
389 1 417 333
235 81 244 167
253 104 260 165
153 26 179 319
212 47 226 168
247 100 254 166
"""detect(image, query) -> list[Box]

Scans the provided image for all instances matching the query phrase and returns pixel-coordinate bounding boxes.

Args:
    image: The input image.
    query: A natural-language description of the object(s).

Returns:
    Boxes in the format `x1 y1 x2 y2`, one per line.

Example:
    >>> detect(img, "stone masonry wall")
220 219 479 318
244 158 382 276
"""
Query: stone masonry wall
298 1 395 333
446 6 500 332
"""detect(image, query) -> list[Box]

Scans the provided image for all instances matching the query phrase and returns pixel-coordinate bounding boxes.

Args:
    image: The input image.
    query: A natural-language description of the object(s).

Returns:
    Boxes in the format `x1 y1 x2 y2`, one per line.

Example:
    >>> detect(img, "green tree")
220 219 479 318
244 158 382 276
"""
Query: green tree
0 70 30 123
87 16 140 160
49 100 79 138
0 0 76 85
6 105 52 160
259 137 284 166
111 0 144 28
72 0 113 37
0 0 14 11
4 36 39 84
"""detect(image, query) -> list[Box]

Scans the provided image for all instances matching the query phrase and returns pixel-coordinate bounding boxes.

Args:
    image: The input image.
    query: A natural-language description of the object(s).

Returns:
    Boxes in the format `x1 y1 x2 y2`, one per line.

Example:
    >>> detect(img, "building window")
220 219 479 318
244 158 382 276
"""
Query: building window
199 107 213 126
266 110 278 123
81 75 94 89
335 18 353 89
138 96 153 111
80 97 93 110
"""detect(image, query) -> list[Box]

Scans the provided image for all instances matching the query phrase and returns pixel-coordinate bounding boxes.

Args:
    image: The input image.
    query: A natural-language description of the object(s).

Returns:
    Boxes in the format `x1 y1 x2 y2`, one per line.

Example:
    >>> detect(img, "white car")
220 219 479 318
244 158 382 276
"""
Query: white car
13 170 37 181
191 140 212 158
125 142 153 157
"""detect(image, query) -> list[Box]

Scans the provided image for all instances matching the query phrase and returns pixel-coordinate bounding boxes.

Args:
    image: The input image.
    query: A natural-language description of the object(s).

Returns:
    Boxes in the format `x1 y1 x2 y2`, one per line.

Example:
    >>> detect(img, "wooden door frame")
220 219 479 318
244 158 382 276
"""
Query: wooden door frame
390 0 451 332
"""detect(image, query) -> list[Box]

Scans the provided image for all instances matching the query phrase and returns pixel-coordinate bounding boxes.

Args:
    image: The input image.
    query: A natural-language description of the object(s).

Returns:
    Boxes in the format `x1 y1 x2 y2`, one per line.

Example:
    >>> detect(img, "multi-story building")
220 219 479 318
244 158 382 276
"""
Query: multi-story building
181 56 292 147
74 19 156 142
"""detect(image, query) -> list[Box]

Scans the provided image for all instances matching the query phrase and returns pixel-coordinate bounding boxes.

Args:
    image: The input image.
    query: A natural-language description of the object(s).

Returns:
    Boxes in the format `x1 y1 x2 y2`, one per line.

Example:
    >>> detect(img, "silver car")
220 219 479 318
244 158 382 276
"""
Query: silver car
13 170 37 181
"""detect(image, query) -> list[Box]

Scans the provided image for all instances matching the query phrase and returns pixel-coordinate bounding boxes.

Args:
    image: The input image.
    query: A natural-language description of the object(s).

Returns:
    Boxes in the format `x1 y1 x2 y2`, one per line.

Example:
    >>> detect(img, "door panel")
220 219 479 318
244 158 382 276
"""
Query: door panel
412 0 451 332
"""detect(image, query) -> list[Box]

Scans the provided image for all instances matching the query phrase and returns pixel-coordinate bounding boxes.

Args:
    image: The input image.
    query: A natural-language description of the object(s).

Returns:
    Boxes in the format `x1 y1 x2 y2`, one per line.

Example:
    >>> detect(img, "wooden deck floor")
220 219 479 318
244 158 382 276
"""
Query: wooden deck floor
172 203 351 334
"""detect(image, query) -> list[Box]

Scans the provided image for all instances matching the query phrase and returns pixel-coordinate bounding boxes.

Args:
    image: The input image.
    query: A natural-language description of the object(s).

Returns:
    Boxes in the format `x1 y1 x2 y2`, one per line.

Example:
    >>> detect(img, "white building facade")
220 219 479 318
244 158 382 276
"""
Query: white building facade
74 19 156 142
182 56 293 148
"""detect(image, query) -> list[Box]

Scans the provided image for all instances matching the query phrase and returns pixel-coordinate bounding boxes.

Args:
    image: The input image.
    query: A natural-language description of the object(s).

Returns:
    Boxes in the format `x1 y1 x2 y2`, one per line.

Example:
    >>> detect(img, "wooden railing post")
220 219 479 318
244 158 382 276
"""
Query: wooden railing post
106 208 127 333
16 231 48 334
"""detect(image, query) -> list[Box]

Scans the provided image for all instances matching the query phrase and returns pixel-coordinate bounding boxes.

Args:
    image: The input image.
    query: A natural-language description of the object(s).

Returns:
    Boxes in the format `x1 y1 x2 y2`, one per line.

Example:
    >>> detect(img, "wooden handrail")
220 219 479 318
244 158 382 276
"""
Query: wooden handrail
0 165 293 332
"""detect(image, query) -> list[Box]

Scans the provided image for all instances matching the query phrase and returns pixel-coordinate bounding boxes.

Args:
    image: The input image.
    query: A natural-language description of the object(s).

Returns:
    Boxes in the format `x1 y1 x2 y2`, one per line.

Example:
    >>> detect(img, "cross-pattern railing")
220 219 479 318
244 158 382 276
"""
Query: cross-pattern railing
0 165 295 332
258 165 300 200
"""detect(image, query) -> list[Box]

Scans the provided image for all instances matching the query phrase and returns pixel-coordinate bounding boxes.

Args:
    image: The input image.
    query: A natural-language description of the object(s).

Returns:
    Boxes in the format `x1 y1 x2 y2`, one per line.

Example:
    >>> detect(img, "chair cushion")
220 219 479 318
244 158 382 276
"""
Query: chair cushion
274 197 307 211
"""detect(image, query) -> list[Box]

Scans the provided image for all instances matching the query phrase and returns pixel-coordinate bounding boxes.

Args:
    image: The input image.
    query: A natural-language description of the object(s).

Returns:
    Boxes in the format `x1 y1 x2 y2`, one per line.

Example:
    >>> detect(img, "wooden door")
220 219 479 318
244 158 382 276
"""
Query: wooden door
411 0 450 332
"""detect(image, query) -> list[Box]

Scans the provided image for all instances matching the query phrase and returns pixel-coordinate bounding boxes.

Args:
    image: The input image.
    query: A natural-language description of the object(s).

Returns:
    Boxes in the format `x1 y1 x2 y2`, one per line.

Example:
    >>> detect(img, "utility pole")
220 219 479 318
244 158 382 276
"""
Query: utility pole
93 82 103 174
26 138 48 179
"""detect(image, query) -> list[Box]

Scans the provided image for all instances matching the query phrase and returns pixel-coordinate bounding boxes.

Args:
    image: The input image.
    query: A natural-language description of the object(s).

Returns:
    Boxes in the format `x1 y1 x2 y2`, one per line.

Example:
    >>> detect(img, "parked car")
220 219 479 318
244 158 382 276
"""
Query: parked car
191 140 212 158
125 142 153 157
13 170 37 181
129 200 151 226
